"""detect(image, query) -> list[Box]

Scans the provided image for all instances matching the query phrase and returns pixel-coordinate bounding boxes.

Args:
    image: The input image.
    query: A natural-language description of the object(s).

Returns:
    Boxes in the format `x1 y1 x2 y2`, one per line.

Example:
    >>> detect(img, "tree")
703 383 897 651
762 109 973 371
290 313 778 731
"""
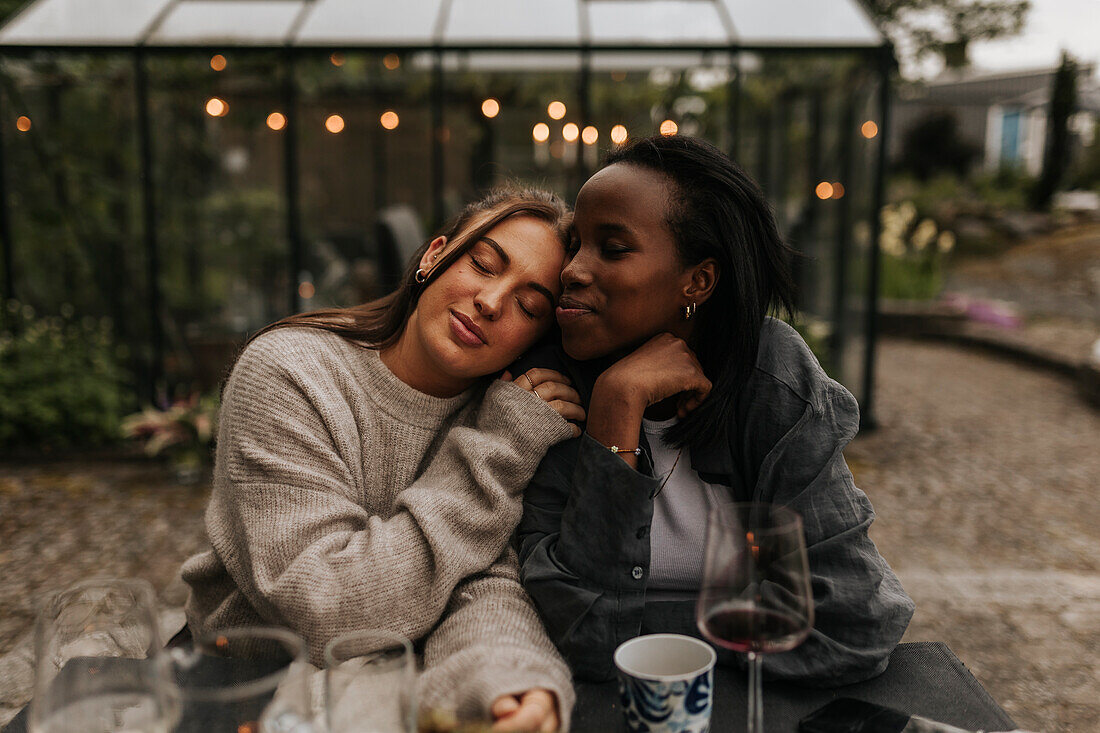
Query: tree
863 0 1030 71
1031 52 1078 209
899 110 981 180
0 0 24 24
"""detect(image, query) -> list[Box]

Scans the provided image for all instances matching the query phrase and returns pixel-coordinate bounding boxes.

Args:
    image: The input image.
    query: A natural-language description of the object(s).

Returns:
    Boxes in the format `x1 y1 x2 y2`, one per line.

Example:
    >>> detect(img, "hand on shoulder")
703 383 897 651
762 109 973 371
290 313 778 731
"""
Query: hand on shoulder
502 369 585 438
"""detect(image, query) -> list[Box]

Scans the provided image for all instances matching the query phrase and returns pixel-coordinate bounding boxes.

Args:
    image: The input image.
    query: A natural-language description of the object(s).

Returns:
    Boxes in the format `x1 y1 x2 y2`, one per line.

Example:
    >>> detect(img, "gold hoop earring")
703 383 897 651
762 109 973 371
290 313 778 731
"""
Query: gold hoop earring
414 268 428 284
683 302 697 321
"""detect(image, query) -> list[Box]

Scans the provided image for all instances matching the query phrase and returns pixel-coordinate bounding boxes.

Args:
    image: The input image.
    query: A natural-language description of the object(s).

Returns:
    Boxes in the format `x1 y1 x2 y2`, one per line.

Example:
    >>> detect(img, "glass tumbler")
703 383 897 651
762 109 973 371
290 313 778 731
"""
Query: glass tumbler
324 629 416 733
29 578 177 733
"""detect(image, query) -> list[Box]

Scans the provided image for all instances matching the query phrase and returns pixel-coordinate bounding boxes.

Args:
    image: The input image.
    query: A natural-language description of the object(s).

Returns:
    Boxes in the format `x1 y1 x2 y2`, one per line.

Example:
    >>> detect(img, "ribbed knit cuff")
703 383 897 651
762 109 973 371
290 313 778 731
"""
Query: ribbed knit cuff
481 379 576 454
460 662 576 733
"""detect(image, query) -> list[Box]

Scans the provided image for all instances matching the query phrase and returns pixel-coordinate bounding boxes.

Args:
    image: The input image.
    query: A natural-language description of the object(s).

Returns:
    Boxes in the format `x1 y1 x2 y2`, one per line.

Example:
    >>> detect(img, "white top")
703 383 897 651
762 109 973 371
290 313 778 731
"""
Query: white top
642 416 729 591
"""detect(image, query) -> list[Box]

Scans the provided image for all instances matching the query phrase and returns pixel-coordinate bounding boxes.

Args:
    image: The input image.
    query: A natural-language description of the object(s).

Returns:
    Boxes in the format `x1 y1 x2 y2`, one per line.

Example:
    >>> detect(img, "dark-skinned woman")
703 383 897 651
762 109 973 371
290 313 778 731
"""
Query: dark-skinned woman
513 135 914 686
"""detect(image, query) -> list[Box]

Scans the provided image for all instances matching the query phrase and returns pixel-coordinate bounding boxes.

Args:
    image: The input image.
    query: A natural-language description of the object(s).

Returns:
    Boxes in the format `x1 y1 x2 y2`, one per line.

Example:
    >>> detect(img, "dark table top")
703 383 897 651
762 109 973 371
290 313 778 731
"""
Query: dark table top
5 642 1016 733
574 642 1017 732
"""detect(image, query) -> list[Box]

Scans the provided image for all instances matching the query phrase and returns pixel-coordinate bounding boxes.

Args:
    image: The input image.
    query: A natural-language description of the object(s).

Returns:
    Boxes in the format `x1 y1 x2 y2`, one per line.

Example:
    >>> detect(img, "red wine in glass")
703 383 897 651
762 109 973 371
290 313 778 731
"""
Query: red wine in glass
700 603 809 655
696 502 813 733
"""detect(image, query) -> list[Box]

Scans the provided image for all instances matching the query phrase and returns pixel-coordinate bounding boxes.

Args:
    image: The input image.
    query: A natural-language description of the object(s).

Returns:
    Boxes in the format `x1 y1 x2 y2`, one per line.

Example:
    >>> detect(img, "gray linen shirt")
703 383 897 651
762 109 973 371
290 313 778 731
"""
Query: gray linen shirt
514 318 915 685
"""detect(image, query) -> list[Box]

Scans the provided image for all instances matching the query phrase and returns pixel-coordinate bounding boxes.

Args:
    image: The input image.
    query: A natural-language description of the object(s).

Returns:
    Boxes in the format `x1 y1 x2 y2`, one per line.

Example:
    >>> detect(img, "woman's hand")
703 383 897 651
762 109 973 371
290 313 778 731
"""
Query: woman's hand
585 333 711 468
597 333 711 418
502 369 585 437
489 689 560 731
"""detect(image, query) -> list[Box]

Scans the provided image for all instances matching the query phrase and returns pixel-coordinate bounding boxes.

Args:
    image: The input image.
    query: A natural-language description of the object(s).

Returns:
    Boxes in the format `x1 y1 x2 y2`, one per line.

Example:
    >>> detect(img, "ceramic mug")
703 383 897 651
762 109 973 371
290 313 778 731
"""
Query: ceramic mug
614 633 717 733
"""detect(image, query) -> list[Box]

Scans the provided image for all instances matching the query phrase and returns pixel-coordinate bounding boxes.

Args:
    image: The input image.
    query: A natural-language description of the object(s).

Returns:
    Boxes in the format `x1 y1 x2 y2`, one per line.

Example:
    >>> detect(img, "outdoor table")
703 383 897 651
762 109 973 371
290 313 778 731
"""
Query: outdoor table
3 642 1016 733
574 642 1016 732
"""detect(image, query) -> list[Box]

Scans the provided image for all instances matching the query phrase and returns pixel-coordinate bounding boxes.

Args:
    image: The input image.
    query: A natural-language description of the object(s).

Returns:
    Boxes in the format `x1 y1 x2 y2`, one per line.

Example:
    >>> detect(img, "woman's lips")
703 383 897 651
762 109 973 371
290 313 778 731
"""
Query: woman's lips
555 299 595 325
450 311 486 346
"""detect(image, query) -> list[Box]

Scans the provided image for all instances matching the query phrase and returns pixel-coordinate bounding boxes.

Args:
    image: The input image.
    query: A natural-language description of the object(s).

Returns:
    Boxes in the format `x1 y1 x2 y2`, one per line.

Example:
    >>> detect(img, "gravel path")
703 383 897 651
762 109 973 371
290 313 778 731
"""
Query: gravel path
847 339 1100 733
2 338 1098 731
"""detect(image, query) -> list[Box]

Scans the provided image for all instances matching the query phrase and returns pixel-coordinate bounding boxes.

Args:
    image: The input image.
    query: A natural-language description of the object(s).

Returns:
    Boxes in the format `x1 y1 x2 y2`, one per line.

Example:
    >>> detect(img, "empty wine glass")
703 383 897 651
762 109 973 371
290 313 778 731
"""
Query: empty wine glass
696 502 813 733
168 626 313 733
323 629 416 733
29 578 177 733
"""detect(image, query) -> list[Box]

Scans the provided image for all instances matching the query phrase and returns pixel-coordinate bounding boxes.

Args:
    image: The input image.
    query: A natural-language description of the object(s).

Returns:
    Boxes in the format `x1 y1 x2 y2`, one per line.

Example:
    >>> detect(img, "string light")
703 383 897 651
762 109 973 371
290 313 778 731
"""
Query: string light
547 101 566 120
831 182 846 199
205 97 228 117
815 181 834 199
581 126 598 145
610 124 628 145
532 123 550 143
380 111 400 130
16 116 31 132
325 114 345 133
266 112 286 131
383 53 400 70
562 123 579 143
659 119 678 136
330 52 345 67
481 98 500 118
861 120 878 139
210 54 227 71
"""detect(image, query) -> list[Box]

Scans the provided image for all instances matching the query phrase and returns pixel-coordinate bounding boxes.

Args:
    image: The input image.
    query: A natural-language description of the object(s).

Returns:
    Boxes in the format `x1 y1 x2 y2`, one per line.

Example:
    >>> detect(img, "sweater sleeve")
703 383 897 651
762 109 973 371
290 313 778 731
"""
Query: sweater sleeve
204 334 575 663
419 547 576 731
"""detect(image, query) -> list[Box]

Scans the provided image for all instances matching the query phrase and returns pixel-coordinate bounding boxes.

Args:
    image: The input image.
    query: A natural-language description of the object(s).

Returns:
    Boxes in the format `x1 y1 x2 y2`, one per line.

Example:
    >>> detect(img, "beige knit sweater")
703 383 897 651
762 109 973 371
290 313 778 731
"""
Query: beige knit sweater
181 327 577 723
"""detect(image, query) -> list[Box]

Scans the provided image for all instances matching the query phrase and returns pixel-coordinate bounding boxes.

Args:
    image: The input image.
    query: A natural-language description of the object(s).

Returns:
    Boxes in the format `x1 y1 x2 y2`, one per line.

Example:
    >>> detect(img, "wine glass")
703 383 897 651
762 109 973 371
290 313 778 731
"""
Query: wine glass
323 629 416 733
167 626 314 733
695 502 813 733
29 578 178 733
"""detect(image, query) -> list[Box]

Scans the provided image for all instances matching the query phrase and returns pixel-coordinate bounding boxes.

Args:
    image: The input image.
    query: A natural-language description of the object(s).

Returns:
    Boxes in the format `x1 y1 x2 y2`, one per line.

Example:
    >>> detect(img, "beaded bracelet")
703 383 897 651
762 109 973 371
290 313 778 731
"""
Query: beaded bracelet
608 445 644 456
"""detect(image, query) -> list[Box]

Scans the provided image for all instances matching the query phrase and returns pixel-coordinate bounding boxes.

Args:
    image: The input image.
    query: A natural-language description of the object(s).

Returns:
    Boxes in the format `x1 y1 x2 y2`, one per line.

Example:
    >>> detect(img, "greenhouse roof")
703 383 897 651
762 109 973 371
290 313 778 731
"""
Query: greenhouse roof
0 0 885 51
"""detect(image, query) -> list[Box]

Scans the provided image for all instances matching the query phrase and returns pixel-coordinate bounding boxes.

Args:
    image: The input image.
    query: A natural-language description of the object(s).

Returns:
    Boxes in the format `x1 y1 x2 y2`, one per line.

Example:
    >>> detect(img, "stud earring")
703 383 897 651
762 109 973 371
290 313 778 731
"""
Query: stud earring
683 302 697 320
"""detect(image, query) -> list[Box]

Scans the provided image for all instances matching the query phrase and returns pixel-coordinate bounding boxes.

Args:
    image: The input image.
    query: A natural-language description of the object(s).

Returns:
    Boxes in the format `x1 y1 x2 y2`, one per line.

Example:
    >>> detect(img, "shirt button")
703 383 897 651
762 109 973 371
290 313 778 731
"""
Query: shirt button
631 566 644 580
636 527 649 539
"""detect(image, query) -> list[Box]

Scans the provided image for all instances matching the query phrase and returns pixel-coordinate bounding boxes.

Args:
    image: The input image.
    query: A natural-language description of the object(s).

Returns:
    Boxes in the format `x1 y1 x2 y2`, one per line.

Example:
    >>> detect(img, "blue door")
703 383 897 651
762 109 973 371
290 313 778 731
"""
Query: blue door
1000 109 1022 164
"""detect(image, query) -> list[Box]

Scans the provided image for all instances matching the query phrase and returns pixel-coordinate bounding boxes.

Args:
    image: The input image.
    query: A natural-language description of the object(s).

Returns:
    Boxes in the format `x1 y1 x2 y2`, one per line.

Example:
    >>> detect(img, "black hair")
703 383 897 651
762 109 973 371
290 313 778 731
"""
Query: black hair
603 135 797 449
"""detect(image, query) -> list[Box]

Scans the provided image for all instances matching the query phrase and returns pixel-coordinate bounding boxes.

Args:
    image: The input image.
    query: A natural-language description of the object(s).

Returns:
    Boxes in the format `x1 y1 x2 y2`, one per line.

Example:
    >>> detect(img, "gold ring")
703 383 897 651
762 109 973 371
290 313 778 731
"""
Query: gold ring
531 386 543 400
524 372 537 390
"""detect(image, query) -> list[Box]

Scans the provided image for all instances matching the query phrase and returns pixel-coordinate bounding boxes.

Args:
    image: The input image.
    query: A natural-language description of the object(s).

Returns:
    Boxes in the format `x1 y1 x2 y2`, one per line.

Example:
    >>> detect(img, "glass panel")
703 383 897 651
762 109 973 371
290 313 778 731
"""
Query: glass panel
590 50 731 71
0 54 151 402
588 51 731 154
443 0 579 45
295 0 442 45
586 0 729 46
294 51 436 298
445 62 584 203
144 52 291 392
720 0 881 46
444 51 583 72
149 1 306 45
0 0 172 45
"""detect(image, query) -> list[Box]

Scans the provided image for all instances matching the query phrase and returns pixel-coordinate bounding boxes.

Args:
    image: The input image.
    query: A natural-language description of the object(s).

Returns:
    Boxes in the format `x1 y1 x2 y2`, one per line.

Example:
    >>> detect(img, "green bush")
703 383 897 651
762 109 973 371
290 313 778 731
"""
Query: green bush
973 167 1033 210
0 301 131 450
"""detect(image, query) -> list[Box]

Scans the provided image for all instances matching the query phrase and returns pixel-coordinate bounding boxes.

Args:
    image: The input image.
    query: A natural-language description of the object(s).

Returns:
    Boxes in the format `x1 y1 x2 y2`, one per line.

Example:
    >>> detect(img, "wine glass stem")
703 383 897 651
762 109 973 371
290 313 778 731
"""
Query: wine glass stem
746 651 763 733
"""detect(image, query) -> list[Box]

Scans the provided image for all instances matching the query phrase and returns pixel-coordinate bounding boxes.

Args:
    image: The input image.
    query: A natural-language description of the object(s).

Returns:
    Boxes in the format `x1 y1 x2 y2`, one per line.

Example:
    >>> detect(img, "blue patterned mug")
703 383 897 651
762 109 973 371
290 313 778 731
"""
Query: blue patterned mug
614 634 717 733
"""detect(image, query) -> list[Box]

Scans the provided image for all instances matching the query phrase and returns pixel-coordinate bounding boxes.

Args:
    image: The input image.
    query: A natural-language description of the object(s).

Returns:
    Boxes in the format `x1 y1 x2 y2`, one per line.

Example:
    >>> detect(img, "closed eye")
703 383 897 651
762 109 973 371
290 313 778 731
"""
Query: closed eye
602 243 632 258
469 254 493 274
